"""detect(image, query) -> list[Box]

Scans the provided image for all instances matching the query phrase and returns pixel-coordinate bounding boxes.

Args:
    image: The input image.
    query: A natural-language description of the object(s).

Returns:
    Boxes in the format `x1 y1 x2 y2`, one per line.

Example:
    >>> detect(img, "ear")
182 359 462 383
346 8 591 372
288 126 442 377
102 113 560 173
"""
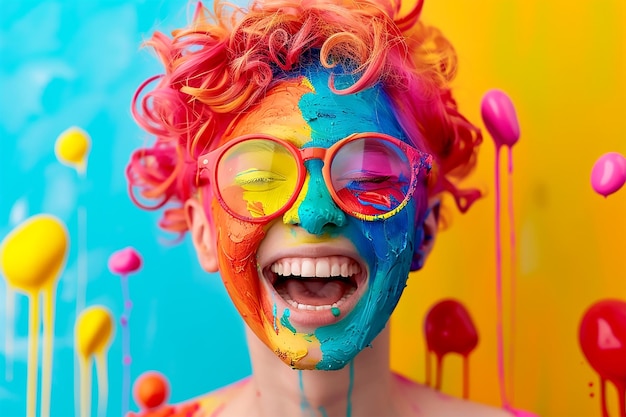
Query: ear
184 198 219 272
410 199 440 271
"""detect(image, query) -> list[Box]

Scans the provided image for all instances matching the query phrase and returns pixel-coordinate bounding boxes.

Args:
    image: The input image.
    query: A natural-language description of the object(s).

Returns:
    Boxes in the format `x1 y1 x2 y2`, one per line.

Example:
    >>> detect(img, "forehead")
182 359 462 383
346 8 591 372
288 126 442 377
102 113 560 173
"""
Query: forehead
223 65 406 147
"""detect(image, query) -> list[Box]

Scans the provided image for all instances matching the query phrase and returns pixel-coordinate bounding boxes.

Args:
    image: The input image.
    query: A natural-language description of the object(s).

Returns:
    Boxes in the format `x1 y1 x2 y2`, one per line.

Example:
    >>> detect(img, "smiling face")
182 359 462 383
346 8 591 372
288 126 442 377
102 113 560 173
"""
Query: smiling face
208 64 422 370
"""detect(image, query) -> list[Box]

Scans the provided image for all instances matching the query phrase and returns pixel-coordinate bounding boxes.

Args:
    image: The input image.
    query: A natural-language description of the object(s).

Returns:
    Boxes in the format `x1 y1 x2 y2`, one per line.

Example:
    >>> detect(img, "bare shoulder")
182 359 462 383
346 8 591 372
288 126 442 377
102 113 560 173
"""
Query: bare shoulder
192 377 252 416
127 377 252 417
393 373 524 417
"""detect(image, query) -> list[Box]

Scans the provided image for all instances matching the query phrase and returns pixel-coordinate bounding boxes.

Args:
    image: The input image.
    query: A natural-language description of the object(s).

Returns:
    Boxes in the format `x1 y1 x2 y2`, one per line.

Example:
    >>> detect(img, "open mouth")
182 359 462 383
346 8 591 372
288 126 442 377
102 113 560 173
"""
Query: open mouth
268 256 362 312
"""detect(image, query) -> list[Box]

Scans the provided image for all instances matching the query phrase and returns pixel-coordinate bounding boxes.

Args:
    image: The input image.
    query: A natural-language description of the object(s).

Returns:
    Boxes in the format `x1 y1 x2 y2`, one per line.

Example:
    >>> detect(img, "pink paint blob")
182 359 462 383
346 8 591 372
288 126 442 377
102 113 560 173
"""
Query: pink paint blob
481 89 520 148
108 246 141 416
590 152 626 197
108 247 142 275
579 299 626 417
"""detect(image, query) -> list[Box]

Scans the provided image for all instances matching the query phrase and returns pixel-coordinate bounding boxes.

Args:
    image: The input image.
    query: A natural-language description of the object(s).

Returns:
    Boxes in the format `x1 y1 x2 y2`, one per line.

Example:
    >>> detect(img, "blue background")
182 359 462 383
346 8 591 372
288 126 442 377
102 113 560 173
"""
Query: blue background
0 1 250 416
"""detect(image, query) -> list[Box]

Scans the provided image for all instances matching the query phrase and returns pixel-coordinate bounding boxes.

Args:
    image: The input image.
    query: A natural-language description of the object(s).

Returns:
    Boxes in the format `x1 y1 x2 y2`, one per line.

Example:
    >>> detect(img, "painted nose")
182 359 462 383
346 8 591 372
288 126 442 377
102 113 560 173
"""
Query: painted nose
296 160 347 234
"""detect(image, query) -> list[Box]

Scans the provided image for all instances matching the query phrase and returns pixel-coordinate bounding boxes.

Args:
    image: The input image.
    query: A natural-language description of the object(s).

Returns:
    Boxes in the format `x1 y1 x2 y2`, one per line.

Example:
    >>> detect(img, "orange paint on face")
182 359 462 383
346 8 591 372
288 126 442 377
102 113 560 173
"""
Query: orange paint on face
210 78 320 367
222 80 314 147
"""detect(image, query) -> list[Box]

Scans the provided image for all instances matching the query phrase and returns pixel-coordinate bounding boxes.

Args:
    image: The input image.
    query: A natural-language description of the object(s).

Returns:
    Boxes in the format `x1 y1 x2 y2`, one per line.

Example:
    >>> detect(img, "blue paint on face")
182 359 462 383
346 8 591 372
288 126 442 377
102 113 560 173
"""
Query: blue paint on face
293 64 422 369
297 159 347 235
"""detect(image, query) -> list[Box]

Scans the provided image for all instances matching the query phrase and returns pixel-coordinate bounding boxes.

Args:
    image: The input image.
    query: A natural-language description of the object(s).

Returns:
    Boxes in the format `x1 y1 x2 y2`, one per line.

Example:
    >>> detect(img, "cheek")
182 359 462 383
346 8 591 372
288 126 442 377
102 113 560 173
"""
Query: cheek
350 205 416 317
212 200 271 339
348 208 414 275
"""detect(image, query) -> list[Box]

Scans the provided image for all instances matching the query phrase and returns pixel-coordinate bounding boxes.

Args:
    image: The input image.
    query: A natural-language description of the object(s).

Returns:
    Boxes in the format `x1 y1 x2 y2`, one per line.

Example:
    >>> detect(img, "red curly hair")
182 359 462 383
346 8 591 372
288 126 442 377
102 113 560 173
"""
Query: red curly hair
128 0 482 233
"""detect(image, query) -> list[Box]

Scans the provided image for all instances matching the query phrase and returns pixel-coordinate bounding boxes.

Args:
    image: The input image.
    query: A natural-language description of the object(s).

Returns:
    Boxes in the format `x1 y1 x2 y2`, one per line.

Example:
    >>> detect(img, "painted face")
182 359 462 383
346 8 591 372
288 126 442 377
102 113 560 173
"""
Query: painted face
209 64 422 370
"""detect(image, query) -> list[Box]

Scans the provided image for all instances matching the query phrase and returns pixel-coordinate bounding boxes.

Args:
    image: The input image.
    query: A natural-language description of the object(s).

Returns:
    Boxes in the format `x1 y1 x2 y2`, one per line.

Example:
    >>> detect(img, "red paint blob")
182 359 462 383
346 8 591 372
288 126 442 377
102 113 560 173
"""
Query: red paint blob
134 371 170 410
424 299 479 356
579 299 626 417
424 299 479 398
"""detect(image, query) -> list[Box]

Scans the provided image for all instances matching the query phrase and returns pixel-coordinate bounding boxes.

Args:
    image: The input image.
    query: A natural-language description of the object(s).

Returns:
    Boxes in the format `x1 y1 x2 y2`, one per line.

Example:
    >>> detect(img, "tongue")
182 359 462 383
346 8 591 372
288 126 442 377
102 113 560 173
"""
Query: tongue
285 279 350 306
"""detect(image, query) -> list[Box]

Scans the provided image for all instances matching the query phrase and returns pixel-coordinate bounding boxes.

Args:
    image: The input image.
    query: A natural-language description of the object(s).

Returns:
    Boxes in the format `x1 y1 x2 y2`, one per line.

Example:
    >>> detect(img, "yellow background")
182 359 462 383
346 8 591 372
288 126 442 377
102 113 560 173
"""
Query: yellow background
391 1 626 416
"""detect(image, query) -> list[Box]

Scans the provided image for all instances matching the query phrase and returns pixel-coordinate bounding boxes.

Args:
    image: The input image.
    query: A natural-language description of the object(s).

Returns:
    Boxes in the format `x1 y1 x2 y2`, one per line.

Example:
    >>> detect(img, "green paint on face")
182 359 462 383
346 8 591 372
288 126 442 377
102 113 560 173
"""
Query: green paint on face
280 309 297 334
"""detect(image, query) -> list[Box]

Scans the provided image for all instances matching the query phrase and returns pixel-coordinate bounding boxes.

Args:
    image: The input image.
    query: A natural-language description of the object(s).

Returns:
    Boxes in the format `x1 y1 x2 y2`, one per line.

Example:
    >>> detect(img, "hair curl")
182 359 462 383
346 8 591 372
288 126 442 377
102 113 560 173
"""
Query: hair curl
128 0 482 233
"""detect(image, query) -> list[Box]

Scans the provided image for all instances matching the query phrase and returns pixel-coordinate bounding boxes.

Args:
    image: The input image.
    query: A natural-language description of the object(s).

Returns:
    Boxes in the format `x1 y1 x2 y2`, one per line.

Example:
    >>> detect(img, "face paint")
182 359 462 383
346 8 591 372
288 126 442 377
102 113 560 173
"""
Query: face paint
209 63 423 370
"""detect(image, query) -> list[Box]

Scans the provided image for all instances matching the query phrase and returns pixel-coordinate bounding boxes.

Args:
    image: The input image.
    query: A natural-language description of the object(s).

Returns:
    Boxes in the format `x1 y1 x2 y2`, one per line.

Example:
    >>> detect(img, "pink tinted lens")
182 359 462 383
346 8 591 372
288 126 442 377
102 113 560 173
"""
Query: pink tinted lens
216 139 299 220
330 138 413 216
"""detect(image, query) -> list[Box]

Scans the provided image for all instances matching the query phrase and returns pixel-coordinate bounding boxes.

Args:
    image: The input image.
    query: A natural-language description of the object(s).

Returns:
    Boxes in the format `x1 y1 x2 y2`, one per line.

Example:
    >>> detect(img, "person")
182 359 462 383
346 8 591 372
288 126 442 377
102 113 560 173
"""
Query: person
127 0 511 415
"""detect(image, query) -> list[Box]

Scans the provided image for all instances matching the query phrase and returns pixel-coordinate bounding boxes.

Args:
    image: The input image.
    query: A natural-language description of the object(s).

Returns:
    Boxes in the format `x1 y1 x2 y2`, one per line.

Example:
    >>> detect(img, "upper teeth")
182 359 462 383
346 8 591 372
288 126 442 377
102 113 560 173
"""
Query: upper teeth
270 256 360 278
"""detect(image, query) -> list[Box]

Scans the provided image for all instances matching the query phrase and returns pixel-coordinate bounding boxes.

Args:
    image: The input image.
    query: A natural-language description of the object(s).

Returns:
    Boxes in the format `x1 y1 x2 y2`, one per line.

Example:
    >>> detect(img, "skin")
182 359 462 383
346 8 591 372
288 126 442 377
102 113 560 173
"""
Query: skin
185 64 512 416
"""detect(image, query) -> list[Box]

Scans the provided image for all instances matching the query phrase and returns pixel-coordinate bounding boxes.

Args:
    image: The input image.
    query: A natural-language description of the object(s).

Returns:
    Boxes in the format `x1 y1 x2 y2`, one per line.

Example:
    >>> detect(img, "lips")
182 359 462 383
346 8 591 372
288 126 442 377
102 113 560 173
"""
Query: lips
262 254 367 328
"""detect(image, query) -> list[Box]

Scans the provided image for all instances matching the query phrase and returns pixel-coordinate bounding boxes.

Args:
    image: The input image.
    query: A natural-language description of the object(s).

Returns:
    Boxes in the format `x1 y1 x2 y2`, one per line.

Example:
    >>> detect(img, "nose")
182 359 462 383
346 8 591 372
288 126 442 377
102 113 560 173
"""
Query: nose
285 159 346 234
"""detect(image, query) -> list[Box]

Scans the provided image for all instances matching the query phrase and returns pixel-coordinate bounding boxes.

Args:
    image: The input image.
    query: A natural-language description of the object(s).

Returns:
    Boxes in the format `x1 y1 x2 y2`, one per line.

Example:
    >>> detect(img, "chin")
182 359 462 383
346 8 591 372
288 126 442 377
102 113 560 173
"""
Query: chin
256 259 406 371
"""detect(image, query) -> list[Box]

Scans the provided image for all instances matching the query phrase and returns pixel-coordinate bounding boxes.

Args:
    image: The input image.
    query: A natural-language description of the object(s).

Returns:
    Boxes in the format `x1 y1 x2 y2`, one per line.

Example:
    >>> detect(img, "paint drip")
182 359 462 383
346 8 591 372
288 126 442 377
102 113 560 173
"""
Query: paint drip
579 299 626 417
423 299 478 398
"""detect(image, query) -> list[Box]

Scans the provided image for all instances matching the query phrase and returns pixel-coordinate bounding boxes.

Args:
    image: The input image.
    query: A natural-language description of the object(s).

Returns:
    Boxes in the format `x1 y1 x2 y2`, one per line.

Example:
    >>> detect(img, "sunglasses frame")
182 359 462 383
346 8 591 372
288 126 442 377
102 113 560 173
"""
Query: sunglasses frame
197 132 432 223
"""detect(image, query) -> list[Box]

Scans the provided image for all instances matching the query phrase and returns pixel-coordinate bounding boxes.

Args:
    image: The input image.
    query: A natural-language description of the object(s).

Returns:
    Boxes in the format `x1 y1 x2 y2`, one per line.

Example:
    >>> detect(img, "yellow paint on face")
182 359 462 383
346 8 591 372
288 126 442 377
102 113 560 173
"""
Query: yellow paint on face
281 179 308 225
216 77 317 225
220 141 301 219
263 313 321 369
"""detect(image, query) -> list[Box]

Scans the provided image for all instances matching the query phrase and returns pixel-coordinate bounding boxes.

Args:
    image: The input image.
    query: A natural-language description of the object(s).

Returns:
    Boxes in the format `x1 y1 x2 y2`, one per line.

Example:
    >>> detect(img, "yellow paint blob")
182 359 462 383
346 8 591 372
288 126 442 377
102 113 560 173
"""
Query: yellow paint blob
75 306 114 417
0 214 68 417
55 126 91 175
76 306 114 358
1 214 68 293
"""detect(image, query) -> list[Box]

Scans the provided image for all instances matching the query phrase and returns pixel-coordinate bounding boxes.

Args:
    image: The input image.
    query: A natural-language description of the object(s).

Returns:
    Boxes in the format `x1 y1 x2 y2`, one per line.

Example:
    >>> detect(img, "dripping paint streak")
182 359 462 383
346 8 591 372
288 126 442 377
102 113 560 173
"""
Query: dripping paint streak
121 274 132 417
79 356 91 417
298 370 312 415
27 293 40 417
41 285 56 417
494 145 509 408
434 354 443 391
507 147 517 403
96 352 109 417
463 355 470 399
424 348 431 386
346 360 354 417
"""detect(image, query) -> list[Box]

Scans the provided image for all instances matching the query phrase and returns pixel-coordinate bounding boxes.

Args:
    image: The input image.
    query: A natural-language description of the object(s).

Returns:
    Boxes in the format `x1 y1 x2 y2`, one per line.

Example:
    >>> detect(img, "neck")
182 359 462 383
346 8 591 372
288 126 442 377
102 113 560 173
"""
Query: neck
244 326 398 417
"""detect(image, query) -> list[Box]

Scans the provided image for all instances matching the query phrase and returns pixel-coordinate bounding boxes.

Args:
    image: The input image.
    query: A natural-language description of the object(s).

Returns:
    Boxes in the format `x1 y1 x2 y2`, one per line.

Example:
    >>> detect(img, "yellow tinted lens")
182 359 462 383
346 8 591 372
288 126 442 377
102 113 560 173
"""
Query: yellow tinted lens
217 139 299 219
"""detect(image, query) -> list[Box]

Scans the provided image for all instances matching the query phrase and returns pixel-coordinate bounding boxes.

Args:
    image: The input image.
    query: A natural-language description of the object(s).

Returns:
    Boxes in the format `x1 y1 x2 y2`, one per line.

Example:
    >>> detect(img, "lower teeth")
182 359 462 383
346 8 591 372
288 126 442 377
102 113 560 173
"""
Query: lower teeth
277 287 356 311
